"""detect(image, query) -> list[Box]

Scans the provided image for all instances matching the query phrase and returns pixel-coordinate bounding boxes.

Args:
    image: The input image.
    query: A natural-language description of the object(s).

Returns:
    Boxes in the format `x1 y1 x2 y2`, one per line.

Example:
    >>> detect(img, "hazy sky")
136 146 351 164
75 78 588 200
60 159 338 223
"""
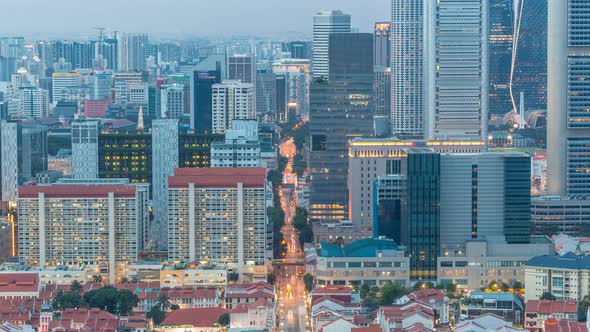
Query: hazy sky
1 0 389 39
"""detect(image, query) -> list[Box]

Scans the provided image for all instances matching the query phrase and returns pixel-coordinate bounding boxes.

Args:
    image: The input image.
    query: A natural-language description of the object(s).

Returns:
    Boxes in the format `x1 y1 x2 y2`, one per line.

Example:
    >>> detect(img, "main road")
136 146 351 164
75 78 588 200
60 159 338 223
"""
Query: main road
276 137 308 332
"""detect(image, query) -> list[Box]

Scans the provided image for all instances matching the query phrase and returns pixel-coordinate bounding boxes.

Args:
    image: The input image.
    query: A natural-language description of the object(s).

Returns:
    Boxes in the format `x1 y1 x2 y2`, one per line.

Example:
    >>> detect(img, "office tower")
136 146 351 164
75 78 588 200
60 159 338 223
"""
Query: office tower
228 54 256 111
309 33 374 221
19 123 48 181
374 22 391 67
71 119 99 179
424 0 489 141
256 66 277 115
160 84 185 119
390 0 423 136
547 0 590 196
178 132 222 168
0 121 18 204
212 81 255 134
128 83 149 106
374 66 391 118
190 66 221 132
51 72 81 104
113 71 144 104
17 183 148 284
285 41 311 59
18 87 49 118
531 197 590 237
275 74 287 122
406 149 440 281
127 34 148 71
98 132 152 183
272 59 311 117
439 152 531 248
93 70 112 101
168 73 191 116
348 138 484 239
152 119 179 249
488 0 514 115
312 10 351 79
167 168 267 275
211 120 261 168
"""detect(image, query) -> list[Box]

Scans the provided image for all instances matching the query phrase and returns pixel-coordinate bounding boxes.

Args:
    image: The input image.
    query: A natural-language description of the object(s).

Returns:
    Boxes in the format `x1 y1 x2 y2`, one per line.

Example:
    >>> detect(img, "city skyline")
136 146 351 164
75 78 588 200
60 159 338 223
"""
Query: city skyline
0 0 389 39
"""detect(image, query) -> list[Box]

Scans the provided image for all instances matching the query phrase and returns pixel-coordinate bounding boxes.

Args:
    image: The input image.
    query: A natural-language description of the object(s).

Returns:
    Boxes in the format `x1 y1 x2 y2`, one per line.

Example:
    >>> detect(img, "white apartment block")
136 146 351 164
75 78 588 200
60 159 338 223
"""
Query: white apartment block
18 87 49 118
17 184 148 285
52 72 81 104
71 119 99 179
160 83 184 119
525 253 590 302
0 121 18 204
113 71 143 104
211 120 261 168
212 81 254 134
167 168 267 276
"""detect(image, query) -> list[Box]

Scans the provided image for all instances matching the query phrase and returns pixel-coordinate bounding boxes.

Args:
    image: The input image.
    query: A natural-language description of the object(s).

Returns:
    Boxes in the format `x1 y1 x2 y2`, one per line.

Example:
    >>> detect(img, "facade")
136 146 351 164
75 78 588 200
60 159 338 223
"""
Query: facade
488 0 514 116
98 132 152 183
313 238 410 287
225 282 275 310
0 221 12 262
17 184 148 284
18 87 49 118
424 0 489 141
309 33 374 221
525 300 578 331
272 59 311 117
312 10 351 79
525 253 590 301
211 80 254 134
189 67 221 132
228 54 256 112
71 119 99 179
373 66 391 118
390 0 423 136
152 119 179 249
178 132 221 168
51 72 80 104
0 121 18 204
437 239 553 291
531 196 590 237
255 66 277 116
167 168 267 276
211 120 261 168
92 70 112 101
374 22 391 68
160 84 184 119
461 292 524 324
547 0 590 196
19 123 48 181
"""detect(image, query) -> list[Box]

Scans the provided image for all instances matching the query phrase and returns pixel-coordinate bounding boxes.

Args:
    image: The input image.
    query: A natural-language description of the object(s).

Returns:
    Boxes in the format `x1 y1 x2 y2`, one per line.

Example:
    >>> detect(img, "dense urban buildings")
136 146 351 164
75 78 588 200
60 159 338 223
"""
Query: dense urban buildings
212 80 255 134
311 10 351 79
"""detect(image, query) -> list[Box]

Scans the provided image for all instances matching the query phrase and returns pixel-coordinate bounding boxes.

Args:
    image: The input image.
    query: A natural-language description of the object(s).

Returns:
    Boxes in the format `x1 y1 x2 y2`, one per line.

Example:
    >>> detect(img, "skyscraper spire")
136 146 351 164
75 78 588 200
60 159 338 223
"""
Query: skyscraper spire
137 106 144 133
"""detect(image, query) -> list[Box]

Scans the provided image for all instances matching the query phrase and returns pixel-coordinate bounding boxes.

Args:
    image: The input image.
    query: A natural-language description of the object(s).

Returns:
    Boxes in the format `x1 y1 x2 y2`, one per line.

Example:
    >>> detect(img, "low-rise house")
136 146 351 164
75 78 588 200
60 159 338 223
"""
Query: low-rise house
525 253 590 301
461 292 524 325
455 314 522 332
318 317 359 332
225 282 274 310
312 286 354 303
525 300 577 331
0 273 40 300
158 307 228 332
47 308 120 332
229 299 274 331
396 289 450 325
376 301 435 332
543 319 588 332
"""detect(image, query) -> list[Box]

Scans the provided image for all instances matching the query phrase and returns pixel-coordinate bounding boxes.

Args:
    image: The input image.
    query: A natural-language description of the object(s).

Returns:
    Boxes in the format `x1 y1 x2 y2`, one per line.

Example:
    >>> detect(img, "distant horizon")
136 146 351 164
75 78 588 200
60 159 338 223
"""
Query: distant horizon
0 0 389 40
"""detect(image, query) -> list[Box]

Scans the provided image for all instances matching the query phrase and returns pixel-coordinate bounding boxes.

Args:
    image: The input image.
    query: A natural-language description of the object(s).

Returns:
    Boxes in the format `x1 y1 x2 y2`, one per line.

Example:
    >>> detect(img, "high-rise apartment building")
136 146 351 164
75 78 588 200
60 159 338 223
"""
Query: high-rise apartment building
391 0 423 136
17 183 148 284
212 81 255 134
424 0 489 141
374 22 391 68
71 119 99 179
127 34 148 71
152 119 179 249
18 87 49 118
211 120 261 168
309 33 374 221
255 66 277 116
374 66 391 118
160 84 185 120
312 10 351 79
51 72 81 104
548 0 590 197
93 70 112 101
228 54 256 112
0 121 18 204
167 168 267 275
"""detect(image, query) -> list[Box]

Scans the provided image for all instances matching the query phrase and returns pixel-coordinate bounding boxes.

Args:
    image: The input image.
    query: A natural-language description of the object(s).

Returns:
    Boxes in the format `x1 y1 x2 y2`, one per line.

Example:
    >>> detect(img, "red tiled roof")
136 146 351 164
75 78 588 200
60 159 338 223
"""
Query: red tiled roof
352 324 381 332
229 299 273 314
169 168 266 188
408 289 446 303
0 273 39 293
161 307 228 327
19 185 137 198
525 299 577 315
544 319 588 332
312 295 361 308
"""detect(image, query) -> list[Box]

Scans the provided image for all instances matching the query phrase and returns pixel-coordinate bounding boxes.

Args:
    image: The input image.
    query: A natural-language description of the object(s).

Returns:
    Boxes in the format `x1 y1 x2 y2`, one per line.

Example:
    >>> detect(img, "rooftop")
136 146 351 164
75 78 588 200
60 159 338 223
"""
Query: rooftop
0 273 39 293
526 252 590 270
18 185 137 199
526 299 577 315
161 307 227 328
169 167 266 189
318 238 398 258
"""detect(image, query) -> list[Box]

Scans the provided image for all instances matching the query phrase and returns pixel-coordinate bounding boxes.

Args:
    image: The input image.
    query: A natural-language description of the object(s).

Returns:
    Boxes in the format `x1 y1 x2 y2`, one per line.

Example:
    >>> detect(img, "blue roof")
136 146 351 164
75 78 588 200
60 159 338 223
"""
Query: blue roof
526 252 590 270
318 238 398 258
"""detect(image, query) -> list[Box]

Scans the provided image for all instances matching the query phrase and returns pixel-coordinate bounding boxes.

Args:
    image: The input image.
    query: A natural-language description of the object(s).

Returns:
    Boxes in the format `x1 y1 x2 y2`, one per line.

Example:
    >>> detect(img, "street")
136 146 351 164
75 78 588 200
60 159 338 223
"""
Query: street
276 137 308 332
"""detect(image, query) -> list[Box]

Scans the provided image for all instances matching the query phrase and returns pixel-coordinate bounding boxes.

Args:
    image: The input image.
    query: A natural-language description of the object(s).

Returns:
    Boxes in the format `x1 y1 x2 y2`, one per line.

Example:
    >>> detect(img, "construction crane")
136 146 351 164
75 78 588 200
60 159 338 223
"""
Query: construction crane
93 27 106 43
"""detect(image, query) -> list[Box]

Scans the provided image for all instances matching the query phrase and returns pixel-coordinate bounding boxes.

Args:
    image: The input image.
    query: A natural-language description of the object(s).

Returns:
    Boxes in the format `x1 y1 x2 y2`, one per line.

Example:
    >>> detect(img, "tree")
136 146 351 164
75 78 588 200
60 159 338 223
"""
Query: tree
488 281 499 292
52 290 83 310
120 277 129 284
362 295 379 312
413 282 424 291
425 282 435 290
540 292 557 300
147 306 166 326
155 293 172 311
445 283 457 294
92 275 103 283
512 281 523 292
228 272 239 282
117 289 140 316
170 304 180 311
304 273 314 292
579 295 590 322
379 281 407 305
217 313 230 326
83 287 138 316
70 280 83 295
268 272 276 285
500 282 510 292
360 283 371 299
298 225 314 247
292 208 308 231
